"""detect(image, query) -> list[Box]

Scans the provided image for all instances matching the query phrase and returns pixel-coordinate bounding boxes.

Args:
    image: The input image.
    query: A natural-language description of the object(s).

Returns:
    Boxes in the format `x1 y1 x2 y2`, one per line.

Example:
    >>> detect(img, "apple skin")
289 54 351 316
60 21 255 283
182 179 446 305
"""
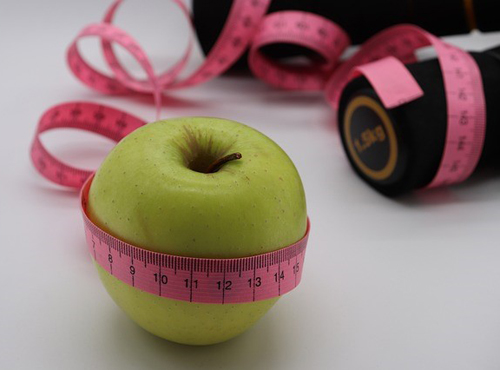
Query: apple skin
87 117 307 345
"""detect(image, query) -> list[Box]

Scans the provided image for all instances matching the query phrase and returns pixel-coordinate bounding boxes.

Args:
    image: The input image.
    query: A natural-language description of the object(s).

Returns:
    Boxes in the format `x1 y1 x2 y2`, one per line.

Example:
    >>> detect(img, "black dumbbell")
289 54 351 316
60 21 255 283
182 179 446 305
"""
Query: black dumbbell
192 0 498 68
337 46 500 196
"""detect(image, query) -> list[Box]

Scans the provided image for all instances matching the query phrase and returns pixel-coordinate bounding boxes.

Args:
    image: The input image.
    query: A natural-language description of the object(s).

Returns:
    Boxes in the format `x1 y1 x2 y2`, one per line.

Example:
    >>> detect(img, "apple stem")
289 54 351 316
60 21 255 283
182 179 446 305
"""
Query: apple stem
206 152 242 173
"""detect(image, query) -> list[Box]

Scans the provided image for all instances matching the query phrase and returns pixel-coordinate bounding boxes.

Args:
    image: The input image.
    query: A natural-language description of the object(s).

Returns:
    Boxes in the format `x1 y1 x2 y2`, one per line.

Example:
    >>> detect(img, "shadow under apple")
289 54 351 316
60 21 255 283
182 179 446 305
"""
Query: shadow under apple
104 304 289 370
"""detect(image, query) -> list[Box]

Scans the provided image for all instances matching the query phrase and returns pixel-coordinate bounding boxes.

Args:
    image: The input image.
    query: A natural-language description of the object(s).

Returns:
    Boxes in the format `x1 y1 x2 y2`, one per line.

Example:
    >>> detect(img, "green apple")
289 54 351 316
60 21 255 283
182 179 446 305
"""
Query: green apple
87 117 307 345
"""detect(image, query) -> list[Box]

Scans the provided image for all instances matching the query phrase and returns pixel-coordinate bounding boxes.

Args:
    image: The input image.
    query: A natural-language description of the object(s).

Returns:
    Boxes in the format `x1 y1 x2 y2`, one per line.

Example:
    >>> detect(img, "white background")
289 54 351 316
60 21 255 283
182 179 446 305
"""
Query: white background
2 1 500 369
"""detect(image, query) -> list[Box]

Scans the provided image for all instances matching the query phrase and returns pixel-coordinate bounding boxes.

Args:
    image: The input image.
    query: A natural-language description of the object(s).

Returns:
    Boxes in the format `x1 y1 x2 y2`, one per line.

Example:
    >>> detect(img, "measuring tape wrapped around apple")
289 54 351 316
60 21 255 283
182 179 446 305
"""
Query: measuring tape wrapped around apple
32 0 488 345
34 103 310 345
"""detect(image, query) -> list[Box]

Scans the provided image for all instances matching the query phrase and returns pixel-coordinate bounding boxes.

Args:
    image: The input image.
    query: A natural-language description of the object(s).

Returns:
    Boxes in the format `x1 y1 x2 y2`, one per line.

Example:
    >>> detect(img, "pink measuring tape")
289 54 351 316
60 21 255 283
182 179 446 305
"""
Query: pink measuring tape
31 0 487 303
82 176 309 304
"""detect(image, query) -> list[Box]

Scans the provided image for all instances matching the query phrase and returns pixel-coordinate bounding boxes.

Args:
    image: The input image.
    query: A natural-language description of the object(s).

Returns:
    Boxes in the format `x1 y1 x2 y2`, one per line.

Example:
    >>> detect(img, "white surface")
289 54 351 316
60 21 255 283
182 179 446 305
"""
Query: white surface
2 1 500 369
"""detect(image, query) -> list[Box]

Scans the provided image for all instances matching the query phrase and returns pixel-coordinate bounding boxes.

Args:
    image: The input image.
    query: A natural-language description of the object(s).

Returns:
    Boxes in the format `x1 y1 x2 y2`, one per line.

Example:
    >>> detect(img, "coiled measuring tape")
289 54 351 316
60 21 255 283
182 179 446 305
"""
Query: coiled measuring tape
31 0 486 303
